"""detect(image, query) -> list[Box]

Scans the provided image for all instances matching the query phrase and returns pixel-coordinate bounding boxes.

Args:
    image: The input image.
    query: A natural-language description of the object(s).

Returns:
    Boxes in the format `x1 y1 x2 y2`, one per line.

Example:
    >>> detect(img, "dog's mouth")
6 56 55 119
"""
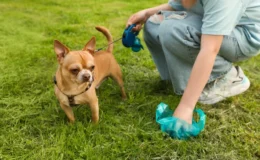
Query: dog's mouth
82 72 94 90
86 75 94 83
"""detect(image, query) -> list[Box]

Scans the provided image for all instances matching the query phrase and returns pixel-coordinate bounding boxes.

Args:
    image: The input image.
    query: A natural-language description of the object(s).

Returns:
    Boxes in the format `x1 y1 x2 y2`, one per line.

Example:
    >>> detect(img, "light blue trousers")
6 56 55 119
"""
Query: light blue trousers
143 11 249 95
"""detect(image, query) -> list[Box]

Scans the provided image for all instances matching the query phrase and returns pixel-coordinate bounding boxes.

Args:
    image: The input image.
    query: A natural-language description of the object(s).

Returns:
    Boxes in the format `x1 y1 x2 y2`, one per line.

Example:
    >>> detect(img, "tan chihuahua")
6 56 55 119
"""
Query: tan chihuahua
53 26 126 123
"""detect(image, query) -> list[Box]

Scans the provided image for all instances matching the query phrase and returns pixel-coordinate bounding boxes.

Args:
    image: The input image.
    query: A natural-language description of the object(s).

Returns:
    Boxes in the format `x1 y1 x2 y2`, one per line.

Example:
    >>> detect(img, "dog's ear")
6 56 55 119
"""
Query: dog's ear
83 37 96 55
54 40 70 63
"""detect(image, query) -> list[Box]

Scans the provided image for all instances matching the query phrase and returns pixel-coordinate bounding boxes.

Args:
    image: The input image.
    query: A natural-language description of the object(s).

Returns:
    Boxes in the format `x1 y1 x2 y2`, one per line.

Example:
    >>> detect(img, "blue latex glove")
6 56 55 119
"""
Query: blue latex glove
156 102 206 140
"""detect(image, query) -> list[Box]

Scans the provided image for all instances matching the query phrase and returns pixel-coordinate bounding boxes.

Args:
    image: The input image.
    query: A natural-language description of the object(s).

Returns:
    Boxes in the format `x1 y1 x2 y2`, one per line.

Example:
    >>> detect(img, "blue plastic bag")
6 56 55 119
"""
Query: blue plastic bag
156 102 206 139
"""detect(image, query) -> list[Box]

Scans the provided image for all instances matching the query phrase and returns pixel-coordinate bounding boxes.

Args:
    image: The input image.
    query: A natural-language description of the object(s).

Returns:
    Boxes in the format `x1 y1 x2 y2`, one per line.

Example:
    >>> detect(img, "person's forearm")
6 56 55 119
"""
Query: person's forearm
144 3 173 17
173 35 223 124
179 49 217 109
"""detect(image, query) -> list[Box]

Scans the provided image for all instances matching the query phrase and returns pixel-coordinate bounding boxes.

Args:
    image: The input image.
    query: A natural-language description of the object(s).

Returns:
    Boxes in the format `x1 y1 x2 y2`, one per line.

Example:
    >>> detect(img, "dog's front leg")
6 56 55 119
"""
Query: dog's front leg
60 103 75 123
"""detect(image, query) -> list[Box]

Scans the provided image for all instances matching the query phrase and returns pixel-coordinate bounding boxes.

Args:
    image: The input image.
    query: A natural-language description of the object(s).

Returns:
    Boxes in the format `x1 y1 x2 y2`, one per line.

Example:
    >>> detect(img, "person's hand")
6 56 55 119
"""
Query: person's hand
156 102 206 139
126 9 149 31
173 104 193 124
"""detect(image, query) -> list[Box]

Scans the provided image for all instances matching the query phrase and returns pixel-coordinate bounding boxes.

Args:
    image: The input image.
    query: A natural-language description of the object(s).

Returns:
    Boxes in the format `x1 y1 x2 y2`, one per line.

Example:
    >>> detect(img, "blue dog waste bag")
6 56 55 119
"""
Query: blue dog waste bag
156 102 206 139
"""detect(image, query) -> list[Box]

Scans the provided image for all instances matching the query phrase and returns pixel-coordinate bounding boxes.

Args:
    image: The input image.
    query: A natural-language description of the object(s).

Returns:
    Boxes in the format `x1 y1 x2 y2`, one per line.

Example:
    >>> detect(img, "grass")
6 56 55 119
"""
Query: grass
0 0 259 159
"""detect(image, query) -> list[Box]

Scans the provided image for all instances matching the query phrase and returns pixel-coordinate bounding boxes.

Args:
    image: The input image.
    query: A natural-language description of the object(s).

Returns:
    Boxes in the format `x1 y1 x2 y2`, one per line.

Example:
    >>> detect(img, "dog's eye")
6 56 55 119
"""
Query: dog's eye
70 68 79 75
90 65 95 71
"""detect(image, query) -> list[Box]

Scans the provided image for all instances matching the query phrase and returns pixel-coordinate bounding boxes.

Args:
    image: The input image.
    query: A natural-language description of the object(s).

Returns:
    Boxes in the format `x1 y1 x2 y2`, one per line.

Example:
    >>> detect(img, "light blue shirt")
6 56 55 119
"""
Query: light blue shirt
168 0 260 56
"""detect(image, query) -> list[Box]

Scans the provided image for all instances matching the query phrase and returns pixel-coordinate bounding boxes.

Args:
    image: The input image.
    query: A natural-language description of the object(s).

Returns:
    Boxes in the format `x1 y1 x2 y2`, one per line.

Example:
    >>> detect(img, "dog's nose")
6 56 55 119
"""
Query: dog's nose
82 74 90 81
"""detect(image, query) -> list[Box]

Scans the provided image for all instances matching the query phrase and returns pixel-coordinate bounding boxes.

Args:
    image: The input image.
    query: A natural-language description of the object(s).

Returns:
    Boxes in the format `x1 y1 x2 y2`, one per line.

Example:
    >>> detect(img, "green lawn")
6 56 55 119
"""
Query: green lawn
0 0 259 159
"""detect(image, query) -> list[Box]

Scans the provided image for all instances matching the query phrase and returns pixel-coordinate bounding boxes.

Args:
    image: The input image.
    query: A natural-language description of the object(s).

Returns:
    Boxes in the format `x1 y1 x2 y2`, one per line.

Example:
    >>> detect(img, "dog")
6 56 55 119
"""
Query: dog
53 26 126 123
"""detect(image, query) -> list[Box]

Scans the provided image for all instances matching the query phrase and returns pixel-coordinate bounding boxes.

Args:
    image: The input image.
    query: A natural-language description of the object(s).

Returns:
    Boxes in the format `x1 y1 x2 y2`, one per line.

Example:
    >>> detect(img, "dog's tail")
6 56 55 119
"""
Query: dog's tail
95 26 113 53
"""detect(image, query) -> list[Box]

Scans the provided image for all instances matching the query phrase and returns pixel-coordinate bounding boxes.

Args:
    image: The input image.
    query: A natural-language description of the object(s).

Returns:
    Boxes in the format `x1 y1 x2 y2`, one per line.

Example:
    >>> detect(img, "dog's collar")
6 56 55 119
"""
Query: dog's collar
53 76 93 106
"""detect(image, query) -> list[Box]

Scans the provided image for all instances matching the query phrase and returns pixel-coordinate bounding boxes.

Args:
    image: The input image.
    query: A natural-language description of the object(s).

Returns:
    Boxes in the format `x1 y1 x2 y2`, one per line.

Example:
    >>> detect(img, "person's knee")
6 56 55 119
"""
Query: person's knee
158 20 201 49
143 20 159 44
158 20 184 47
143 22 151 43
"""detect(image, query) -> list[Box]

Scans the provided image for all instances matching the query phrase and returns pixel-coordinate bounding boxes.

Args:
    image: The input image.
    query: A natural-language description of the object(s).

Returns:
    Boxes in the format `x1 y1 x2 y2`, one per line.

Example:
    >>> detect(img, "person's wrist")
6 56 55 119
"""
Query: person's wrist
143 9 152 20
177 102 195 111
